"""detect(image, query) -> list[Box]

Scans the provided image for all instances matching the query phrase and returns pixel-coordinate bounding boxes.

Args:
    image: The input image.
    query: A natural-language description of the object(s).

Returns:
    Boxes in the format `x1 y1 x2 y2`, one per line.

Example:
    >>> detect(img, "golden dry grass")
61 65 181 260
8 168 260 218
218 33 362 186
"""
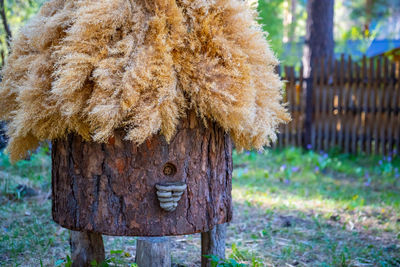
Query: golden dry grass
0 0 289 161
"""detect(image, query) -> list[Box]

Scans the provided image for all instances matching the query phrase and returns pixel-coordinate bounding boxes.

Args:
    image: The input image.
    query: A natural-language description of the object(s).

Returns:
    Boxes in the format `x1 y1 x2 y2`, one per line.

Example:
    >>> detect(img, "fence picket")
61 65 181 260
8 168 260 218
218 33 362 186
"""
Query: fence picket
275 54 398 156
298 65 304 147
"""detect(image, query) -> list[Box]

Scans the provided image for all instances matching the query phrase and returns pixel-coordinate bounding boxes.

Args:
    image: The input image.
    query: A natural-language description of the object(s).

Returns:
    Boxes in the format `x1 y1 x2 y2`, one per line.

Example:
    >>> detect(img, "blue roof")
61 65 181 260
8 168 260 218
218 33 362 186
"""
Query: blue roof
365 39 400 57
282 39 400 61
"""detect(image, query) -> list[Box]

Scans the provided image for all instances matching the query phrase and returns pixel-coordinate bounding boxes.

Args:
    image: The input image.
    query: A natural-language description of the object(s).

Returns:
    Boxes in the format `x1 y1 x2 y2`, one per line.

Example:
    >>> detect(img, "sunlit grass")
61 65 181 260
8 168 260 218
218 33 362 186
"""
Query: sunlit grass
0 147 399 266
229 148 400 266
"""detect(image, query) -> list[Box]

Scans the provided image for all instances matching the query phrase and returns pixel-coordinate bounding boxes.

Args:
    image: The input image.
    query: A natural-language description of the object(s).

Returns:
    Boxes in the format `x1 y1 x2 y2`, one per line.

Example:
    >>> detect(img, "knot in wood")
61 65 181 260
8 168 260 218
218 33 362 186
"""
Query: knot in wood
163 163 177 176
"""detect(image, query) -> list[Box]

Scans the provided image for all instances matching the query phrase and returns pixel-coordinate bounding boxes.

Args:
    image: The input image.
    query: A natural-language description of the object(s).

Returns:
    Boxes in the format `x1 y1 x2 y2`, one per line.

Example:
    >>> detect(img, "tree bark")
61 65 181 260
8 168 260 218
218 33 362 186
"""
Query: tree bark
303 0 334 78
302 0 334 148
201 224 226 267
70 231 105 267
52 110 233 236
135 237 171 267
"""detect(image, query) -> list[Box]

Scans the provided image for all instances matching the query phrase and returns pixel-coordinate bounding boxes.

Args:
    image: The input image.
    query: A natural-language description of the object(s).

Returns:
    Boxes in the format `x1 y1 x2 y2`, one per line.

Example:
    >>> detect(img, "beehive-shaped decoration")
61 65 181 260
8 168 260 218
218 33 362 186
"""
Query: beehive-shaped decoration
0 0 289 236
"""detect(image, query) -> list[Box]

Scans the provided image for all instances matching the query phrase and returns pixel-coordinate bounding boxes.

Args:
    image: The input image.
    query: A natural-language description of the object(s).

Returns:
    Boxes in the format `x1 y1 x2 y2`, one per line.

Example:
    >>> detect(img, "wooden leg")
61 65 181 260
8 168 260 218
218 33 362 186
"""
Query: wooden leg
70 231 105 267
201 224 227 267
135 237 171 267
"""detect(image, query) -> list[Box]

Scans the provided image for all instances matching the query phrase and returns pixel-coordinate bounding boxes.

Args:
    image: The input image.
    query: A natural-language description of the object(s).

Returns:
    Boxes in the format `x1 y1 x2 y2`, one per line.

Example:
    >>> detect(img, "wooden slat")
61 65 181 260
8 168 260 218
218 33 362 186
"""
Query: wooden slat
298 65 304 147
373 57 381 154
320 58 328 151
331 58 344 151
395 62 400 155
287 67 294 146
382 57 390 155
386 61 395 154
291 67 297 146
351 56 358 154
343 56 351 153
275 54 398 157
365 57 373 155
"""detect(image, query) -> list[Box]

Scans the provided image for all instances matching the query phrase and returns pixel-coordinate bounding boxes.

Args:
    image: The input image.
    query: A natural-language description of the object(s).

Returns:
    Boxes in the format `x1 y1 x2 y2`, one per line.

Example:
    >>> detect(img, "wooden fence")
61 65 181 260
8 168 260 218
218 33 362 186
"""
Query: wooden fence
275 55 400 156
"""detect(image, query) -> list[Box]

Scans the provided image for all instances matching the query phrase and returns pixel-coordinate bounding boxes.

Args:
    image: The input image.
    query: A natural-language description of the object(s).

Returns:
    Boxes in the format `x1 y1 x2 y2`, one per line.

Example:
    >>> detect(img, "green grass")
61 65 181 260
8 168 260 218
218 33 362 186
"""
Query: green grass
229 148 400 266
0 147 399 266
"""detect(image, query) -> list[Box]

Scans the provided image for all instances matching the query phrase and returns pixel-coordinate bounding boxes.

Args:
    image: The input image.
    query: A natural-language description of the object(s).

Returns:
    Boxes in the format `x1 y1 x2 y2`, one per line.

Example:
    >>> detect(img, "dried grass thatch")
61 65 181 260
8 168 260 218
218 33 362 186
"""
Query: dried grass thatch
0 0 289 161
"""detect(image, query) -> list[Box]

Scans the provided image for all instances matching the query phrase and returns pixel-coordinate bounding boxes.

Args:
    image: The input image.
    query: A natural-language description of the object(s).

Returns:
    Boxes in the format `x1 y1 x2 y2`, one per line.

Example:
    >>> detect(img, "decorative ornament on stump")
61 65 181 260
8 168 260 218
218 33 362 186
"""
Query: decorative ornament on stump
0 0 289 266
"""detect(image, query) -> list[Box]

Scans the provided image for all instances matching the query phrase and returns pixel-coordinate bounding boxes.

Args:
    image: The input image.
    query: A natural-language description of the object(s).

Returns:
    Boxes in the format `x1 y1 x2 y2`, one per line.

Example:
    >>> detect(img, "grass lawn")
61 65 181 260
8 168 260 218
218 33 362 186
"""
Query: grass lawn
0 147 399 266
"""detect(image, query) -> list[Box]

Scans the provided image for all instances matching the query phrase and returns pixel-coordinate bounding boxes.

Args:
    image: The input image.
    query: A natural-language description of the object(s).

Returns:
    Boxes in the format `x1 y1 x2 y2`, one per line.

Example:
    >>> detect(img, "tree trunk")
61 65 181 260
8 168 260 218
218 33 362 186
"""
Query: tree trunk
51 110 233 236
69 231 105 267
201 224 226 267
302 0 334 148
288 0 297 43
135 237 171 267
303 0 334 78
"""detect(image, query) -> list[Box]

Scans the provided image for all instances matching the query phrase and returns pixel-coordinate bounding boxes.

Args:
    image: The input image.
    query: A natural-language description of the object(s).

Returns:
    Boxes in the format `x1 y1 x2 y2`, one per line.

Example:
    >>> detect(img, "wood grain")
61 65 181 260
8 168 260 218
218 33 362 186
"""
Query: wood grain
52 111 233 236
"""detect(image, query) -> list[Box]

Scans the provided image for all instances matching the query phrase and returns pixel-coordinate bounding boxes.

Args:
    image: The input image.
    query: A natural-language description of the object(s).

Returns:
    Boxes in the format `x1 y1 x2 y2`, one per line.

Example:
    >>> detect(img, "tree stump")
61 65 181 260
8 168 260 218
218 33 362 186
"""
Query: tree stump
52 110 232 236
51 111 232 264
135 237 171 267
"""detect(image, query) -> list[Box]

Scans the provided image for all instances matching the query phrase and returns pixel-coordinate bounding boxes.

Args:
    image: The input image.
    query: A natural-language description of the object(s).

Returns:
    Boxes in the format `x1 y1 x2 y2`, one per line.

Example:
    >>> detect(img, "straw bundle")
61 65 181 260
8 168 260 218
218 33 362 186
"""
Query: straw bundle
0 0 289 161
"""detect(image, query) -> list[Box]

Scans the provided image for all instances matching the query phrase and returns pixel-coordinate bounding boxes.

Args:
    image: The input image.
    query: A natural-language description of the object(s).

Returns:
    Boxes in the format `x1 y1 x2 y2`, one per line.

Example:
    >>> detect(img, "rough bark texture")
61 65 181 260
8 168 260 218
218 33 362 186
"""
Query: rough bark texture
52 111 233 236
302 0 334 78
302 0 334 148
201 224 226 267
135 237 171 267
70 231 105 267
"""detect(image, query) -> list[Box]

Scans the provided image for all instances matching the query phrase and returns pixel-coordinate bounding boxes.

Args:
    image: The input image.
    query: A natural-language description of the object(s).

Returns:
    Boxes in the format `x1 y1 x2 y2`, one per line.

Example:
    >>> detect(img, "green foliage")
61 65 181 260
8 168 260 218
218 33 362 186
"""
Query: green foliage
0 0 45 53
257 0 284 57
233 148 400 208
56 250 138 267
231 148 399 265
204 254 246 267
229 243 263 267
345 0 392 26
336 0 398 57
0 145 51 201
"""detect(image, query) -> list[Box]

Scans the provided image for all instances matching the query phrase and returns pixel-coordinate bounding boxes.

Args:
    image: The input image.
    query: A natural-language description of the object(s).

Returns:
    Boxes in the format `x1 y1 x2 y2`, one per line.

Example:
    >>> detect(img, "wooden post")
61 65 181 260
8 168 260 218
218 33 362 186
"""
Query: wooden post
201 224 227 267
136 237 171 267
304 74 314 149
69 231 105 267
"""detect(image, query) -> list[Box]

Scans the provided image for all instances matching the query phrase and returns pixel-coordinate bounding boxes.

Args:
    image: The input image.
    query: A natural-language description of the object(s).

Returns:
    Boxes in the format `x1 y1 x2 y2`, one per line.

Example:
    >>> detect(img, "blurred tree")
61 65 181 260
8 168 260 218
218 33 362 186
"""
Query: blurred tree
0 0 12 49
283 0 307 65
346 0 391 38
0 0 44 56
335 0 399 59
302 0 334 148
303 0 334 77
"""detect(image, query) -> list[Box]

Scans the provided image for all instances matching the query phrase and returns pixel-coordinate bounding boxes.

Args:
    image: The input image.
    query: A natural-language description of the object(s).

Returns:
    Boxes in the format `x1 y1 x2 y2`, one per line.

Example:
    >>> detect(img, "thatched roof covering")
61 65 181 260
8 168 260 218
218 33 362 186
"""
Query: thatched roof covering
0 0 289 161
